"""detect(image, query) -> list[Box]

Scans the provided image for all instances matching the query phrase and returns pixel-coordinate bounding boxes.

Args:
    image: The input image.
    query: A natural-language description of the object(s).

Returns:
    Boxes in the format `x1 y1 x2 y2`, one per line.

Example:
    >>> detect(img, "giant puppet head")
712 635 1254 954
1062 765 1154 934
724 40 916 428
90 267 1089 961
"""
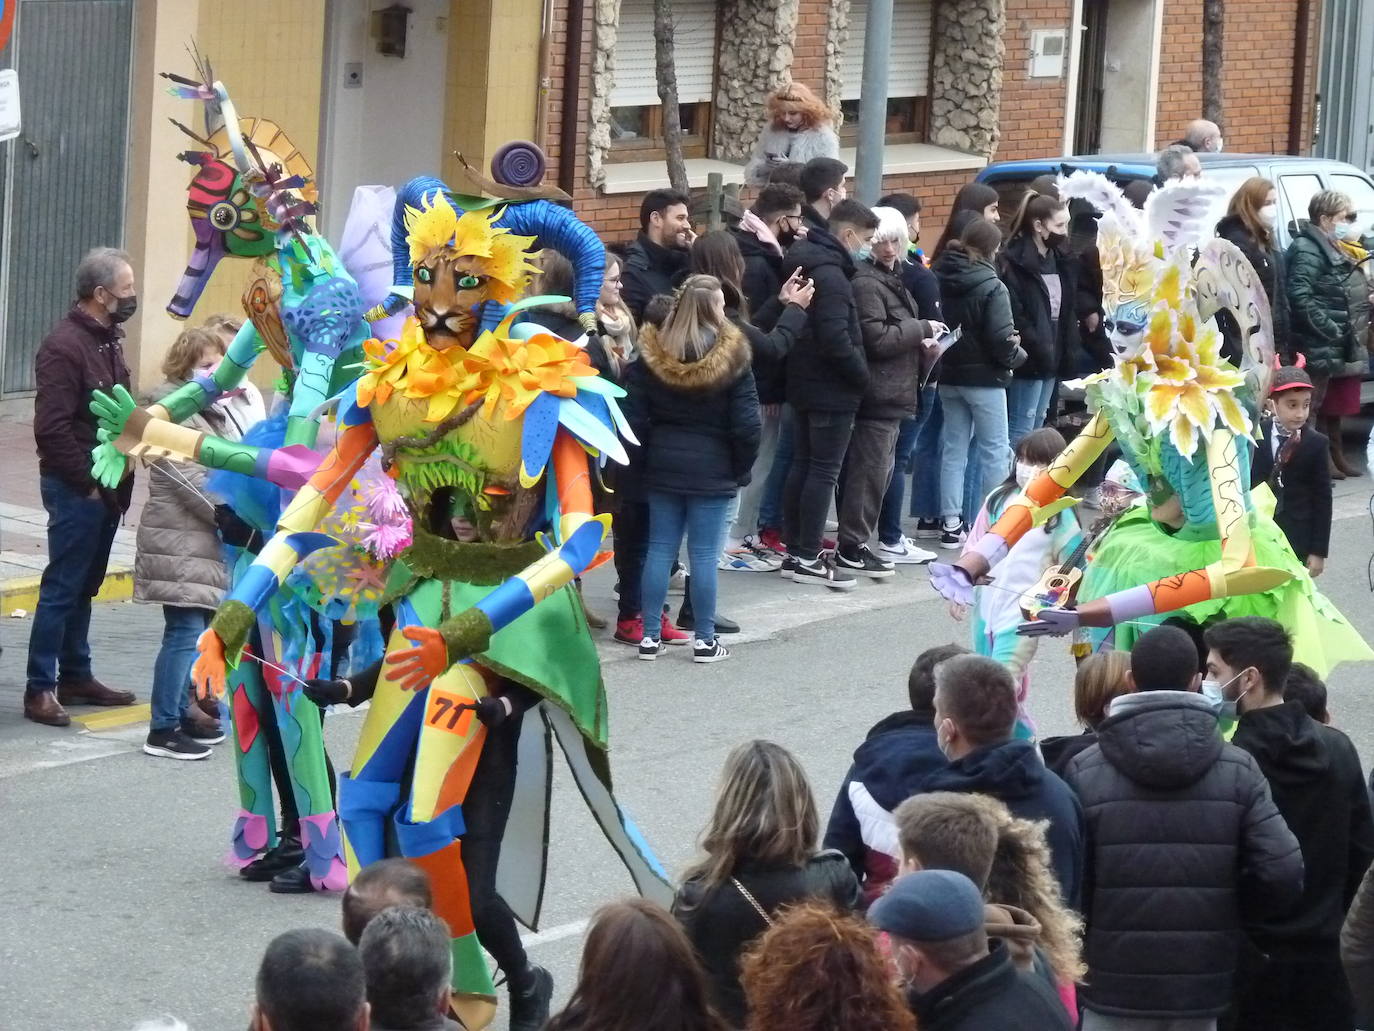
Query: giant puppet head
402 193 539 349
165 71 317 319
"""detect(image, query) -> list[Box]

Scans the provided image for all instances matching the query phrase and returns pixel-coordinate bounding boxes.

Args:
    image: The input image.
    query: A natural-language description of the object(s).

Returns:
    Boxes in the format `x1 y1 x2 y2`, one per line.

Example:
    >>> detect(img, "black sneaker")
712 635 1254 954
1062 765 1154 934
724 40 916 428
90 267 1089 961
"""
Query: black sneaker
939 518 965 549
638 637 662 661
269 862 315 894
693 637 731 663
180 716 226 745
915 518 941 539
780 554 799 580
677 606 741 634
791 554 857 592
835 545 896 579
508 964 554 1031
143 727 211 761
240 836 305 882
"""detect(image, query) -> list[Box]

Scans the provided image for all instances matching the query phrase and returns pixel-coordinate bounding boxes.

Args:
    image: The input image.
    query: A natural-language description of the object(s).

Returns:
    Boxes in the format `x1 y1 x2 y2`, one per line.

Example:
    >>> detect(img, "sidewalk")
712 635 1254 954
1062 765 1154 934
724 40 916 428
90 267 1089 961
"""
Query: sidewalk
0 397 146 612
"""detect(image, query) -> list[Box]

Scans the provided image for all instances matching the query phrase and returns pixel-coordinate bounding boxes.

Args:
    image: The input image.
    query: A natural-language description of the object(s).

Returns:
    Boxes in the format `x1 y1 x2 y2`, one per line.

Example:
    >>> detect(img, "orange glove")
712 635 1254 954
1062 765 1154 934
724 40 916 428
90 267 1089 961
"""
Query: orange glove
192 629 228 700
385 626 448 692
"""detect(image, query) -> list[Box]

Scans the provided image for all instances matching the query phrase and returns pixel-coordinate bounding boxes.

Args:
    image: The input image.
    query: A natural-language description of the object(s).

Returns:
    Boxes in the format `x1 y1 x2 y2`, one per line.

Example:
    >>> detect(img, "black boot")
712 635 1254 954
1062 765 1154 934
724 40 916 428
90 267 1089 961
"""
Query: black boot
507 964 553 1031
268 862 315 894
239 835 304 882
675 576 740 634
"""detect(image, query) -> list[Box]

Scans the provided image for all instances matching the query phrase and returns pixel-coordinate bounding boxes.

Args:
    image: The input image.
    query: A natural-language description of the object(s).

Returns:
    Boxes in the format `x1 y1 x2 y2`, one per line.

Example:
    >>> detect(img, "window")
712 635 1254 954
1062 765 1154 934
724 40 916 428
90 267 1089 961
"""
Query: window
839 0 933 143
608 0 717 161
1278 173 1324 235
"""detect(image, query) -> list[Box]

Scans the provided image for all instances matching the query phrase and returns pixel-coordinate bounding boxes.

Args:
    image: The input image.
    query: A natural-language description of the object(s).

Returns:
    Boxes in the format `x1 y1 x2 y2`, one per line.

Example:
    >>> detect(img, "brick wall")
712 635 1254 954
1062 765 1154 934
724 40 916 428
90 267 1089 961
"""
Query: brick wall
1153 0 1320 153
999 0 1074 161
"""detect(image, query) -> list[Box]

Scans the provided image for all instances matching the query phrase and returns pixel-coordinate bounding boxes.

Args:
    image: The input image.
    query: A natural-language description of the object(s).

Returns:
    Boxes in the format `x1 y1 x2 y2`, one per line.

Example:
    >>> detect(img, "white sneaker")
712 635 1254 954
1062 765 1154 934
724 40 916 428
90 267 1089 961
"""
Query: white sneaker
718 548 776 572
876 536 938 565
939 518 966 550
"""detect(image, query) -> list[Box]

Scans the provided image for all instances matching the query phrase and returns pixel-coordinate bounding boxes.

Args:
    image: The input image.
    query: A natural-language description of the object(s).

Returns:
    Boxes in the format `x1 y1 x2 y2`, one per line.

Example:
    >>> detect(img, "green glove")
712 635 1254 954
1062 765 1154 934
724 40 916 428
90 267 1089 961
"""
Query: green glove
91 430 128 489
209 599 256 666
89 383 138 437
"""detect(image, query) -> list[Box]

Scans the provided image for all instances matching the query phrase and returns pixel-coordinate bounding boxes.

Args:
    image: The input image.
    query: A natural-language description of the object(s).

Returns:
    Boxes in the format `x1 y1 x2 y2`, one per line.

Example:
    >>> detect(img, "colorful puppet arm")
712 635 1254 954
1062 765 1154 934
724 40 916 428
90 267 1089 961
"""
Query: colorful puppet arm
932 413 1113 600
192 625 229 699
91 435 128 490
89 383 139 440
159 321 265 422
94 404 322 490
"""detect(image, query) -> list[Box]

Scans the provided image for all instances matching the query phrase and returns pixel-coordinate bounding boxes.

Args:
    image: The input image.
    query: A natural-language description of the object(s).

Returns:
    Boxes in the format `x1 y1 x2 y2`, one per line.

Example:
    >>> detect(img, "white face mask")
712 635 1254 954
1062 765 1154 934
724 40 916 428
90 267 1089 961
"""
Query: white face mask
1213 138 1224 153
1014 461 1043 488
1333 220 1357 241
1258 204 1278 227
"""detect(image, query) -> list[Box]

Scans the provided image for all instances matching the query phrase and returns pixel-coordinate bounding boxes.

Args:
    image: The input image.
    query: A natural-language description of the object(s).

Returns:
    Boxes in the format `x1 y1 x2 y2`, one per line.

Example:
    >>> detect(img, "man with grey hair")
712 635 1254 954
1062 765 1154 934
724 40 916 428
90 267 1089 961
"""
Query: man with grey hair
358 906 460 1031
1156 144 1202 184
24 247 138 727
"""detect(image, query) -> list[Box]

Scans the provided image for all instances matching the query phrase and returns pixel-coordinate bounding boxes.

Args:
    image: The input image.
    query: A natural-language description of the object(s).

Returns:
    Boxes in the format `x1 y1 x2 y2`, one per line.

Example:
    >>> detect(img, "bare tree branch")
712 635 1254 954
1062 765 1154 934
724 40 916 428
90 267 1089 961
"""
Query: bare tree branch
654 0 690 195
1202 0 1225 126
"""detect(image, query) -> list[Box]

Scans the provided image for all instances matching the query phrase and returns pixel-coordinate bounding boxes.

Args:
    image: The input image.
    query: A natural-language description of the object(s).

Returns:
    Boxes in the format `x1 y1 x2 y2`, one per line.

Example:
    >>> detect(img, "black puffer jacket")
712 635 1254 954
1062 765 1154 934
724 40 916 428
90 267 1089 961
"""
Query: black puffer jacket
999 234 1081 380
1064 691 1304 1019
729 302 807 406
1230 700 1374 955
932 245 1025 388
1216 214 1291 362
674 850 861 1026
1286 223 1371 376
621 232 689 321
622 321 761 496
782 226 868 411
852 259 932 420
731 225 787 329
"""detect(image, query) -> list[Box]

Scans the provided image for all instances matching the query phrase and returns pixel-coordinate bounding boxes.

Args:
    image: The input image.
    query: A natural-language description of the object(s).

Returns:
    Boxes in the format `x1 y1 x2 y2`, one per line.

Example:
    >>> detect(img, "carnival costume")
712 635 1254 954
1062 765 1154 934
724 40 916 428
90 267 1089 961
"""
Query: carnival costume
187 185 669 1023
931 174 1371 675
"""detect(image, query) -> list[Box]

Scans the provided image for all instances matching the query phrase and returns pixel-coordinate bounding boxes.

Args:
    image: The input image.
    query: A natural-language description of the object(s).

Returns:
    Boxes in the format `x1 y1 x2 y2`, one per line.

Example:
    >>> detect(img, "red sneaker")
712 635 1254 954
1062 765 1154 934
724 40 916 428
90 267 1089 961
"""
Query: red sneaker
614 617 644 645
660 613 691 645
758 526 785 554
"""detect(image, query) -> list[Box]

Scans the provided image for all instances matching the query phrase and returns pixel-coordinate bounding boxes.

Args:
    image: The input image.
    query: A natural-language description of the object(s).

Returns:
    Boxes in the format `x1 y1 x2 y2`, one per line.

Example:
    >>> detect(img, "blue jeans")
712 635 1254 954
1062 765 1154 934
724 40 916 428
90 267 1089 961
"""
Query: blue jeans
938 384 1010 522
1007 377 1056 446
759 404 795 530
150 605 210 731
640 490 733 641
878 416 919 545
908 385 943 522
26 475 121 695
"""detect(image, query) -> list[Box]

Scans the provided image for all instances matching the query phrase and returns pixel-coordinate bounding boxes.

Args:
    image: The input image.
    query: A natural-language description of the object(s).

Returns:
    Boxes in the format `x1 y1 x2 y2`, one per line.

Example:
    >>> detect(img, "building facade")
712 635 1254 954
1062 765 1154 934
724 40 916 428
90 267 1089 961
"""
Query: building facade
0 0 1325 396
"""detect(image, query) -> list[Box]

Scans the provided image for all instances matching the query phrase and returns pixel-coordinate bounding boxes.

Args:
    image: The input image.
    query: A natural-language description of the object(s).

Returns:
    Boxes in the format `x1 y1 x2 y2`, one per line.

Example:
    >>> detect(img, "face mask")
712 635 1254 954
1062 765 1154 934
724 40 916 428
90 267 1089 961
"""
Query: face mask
1045 230 1068 250
935 720 954 760
1200 668 1251 719
777 227 798 248
1015 461 1043 488
1258 204 1278 226
857 244 873 262
1214 138 1224 153
106 293 138 324
1333 220 1356 241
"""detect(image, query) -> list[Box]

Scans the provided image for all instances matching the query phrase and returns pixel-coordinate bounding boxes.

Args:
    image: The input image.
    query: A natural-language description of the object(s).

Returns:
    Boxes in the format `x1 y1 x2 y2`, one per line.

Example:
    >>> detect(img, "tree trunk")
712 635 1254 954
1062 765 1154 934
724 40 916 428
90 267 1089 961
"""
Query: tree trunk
1201 0 1225 126
653 0 690 195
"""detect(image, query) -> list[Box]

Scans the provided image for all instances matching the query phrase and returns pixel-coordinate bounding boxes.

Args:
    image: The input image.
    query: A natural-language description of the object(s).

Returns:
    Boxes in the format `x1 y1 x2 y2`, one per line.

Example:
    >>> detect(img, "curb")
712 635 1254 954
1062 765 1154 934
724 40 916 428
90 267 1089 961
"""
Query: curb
0 565 134 613
73 702 151 732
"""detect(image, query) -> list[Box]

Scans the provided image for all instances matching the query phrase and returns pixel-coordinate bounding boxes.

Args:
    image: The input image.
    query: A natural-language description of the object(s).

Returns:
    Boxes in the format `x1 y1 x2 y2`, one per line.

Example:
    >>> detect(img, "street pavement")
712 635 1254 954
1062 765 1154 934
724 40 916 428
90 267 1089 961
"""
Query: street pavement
5 486 1374 1030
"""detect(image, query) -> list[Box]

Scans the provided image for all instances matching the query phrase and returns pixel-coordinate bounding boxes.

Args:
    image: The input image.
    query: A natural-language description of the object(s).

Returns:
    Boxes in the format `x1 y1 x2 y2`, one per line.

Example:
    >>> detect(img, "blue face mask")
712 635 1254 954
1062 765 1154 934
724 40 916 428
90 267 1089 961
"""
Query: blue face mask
857 244 873 262
1200 668 1251 720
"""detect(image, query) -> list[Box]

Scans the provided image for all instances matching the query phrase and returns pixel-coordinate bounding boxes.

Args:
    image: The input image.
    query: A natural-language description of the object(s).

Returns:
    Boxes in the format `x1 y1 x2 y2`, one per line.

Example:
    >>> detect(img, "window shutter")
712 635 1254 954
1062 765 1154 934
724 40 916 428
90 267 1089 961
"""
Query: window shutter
611 0 718 108
841 0 933 100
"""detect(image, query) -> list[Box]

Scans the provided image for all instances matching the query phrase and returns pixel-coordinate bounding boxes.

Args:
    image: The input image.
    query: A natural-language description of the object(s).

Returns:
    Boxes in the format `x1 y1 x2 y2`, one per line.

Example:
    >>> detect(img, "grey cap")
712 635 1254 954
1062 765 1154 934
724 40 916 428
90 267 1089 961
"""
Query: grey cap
869 870 985 943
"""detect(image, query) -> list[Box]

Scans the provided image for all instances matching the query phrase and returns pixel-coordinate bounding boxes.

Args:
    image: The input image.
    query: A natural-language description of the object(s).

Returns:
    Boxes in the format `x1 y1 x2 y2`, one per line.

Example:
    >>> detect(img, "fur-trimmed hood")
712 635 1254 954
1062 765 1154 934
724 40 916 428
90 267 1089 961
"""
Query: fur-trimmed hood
636 320 751 391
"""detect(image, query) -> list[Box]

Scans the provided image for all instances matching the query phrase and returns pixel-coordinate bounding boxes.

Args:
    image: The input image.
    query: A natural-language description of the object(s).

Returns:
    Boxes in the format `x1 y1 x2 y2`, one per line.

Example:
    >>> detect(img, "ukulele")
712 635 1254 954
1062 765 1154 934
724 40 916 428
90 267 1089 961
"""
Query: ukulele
1019 521 1108 621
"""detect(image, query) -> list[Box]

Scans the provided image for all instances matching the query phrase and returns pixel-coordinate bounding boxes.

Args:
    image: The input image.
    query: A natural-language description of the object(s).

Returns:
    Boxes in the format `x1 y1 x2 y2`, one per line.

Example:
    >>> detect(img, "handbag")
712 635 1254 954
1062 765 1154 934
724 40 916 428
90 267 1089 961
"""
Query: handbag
731 878 773 928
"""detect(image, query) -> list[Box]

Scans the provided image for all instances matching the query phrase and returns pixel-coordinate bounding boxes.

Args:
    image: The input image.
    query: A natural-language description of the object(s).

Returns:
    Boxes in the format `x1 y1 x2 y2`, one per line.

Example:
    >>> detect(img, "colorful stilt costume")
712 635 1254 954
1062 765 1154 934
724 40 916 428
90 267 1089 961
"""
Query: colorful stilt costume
191 185 669 1023
88 62 376 888
931 174 1372 675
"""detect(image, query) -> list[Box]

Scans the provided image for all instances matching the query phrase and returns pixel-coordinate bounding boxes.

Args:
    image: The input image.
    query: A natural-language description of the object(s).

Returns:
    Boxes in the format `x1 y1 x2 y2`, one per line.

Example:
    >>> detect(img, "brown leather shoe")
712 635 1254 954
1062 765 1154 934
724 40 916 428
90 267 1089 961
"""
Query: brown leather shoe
56 676 136 707
24 691 71 727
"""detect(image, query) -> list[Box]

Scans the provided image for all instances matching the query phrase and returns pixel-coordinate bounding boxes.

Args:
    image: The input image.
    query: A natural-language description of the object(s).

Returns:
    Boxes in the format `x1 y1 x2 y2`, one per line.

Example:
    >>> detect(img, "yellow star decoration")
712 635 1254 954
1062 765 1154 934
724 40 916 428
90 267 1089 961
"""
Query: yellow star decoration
1139 304 1247 460
358 317 597 424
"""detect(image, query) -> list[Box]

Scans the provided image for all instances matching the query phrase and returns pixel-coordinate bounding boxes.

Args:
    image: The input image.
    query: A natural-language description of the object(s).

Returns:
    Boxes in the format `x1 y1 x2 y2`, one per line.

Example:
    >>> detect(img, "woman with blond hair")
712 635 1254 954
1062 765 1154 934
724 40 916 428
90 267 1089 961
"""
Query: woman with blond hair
741 902 915 1031
745 82 840 186
624 275 761 663
1040 650 1131 776
1216 177 1290 365
673 740 861 1026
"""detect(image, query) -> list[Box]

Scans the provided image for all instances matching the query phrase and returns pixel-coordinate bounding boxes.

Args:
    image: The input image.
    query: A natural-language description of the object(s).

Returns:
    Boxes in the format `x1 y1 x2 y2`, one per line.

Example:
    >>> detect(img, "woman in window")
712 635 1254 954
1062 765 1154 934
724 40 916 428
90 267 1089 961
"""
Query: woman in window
673 740 861 1027
1286 189 1374 478
744 82 840 186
